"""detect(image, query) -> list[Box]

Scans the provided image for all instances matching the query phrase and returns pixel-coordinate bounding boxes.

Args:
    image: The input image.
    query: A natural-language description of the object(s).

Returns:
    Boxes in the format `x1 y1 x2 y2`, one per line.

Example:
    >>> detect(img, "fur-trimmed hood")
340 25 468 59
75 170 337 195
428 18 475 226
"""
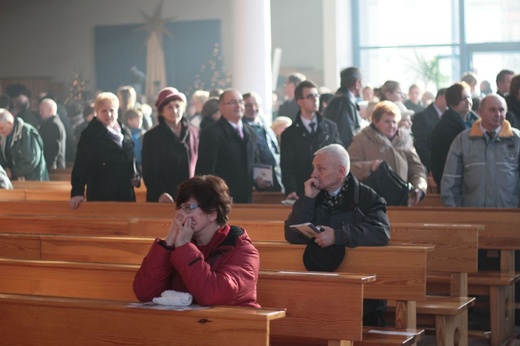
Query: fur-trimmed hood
469 119 514 138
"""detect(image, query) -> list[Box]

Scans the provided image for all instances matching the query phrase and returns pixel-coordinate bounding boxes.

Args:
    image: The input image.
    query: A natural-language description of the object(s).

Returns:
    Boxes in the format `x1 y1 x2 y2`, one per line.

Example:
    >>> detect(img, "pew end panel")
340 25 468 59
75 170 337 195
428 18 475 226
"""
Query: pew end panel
258 270 375 343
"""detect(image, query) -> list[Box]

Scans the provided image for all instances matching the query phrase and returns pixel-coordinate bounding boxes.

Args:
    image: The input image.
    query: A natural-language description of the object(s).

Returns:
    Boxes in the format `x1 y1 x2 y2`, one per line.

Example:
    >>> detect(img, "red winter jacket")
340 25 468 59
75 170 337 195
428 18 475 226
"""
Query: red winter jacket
133 225 260 307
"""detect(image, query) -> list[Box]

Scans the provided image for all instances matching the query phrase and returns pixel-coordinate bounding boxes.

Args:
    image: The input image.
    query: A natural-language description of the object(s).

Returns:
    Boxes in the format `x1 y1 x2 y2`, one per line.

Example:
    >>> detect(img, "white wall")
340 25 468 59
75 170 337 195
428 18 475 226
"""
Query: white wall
0 0 324 97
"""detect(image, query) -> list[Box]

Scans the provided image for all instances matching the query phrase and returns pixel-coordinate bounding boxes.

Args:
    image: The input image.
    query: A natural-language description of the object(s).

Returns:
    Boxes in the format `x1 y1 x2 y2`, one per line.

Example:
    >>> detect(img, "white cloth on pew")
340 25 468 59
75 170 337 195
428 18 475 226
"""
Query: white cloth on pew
153 290 193 306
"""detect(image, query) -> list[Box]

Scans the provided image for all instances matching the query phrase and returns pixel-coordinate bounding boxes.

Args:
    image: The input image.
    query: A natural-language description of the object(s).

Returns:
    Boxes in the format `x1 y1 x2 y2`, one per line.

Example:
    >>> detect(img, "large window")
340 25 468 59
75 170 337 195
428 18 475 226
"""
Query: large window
355 0 520 94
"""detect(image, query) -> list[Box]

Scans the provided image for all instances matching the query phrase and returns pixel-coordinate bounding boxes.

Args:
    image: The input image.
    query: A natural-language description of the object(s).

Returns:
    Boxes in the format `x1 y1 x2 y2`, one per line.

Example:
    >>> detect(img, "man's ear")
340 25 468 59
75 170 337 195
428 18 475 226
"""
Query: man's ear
338 164 347 177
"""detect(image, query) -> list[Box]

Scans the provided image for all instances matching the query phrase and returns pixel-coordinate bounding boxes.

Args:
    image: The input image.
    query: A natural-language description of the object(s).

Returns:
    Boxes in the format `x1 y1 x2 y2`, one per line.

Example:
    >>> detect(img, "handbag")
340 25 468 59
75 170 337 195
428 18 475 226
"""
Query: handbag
361 161 413 206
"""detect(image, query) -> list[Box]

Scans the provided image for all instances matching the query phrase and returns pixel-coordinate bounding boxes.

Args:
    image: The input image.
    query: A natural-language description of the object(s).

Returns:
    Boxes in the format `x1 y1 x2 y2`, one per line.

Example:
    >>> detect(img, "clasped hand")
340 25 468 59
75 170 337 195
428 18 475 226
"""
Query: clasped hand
165 210 194 248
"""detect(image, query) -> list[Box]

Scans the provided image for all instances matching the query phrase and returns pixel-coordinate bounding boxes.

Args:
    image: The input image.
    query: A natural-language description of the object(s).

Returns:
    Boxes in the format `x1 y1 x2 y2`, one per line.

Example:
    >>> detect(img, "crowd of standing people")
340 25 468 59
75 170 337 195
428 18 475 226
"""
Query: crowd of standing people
1 67 519 212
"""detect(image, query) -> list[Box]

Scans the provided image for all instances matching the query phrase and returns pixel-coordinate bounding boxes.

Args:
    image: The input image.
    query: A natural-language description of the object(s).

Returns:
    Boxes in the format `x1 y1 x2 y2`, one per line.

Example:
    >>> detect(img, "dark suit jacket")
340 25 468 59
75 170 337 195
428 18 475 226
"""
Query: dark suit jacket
280 112 342 196
195 117 258 203
324 92 361 149
411 103 441 172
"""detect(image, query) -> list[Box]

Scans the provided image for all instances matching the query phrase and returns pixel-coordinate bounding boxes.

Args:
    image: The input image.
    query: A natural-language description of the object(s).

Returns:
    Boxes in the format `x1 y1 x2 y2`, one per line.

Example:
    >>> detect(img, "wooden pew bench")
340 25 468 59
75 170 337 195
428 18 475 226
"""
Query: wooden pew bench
0 200 291 220
0 233 428 345
0 200 176 218
4 184 148 202
0 293 285 346
388 207 520 346
0 258 377 345
0 219 477 345
388 223 479 345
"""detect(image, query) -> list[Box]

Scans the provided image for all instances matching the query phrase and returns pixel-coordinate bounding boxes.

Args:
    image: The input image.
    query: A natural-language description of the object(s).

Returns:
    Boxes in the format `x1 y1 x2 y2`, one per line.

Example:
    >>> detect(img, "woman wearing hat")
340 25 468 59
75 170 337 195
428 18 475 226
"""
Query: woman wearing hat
141 87 199 202
70 92 139 208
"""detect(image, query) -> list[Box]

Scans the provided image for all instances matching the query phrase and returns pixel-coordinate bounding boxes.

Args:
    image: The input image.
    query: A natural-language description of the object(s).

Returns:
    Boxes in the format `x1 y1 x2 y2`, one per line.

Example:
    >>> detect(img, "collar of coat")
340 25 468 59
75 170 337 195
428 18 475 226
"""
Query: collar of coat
10 117 24 144
315 173 360 210
363 123 414 151
469 119 514 138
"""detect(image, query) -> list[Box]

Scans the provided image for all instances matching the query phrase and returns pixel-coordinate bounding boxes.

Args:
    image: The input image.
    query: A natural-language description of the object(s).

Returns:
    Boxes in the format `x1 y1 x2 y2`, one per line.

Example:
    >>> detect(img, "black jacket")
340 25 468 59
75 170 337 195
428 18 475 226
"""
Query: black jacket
324 92 361 149
280 112 342 196
195 117 258 203
71 117 136 202
430 108 478 189
39 115 66 170
411 103 441 172
284 173 390 247
142 117 198 202
506 94 520 129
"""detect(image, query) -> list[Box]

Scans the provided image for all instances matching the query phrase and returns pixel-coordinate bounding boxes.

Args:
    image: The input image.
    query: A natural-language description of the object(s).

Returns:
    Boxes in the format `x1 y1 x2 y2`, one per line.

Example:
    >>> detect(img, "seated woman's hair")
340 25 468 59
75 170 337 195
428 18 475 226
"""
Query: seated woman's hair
371 100 401 123
176 175 232 225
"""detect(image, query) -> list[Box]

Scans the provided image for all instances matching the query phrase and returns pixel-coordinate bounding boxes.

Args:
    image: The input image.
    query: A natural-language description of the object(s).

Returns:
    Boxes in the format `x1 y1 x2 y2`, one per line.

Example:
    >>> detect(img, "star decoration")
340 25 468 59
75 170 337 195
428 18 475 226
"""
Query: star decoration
136 1 174 42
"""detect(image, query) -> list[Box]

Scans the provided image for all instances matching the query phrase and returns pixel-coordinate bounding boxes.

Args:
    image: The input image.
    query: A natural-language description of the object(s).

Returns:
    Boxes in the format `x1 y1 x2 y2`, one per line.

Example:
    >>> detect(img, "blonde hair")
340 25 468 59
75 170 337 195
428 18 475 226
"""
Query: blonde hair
95 92 119 111
371 101 401 123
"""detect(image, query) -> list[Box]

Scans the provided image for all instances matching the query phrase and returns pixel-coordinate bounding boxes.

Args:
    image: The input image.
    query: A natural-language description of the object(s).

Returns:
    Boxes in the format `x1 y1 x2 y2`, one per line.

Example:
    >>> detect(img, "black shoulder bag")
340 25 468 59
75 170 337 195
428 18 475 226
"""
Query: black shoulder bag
361 161 413 206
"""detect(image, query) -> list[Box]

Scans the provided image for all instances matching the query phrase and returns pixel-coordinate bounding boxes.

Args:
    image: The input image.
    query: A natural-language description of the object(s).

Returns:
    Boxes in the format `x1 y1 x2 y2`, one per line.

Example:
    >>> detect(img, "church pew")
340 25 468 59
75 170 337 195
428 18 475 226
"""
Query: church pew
3 186 148 202
387 207 520 346
0 221 478 345
9 180 445 207
0 293 285 346
0 258 376 345
0 200 175 218
0 232 430 336
388 223 479 345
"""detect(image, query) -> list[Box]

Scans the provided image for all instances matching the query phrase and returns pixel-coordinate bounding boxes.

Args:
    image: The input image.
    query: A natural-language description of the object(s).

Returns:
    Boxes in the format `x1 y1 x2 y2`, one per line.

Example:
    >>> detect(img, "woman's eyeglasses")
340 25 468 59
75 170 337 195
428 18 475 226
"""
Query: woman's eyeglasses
177 203 200 213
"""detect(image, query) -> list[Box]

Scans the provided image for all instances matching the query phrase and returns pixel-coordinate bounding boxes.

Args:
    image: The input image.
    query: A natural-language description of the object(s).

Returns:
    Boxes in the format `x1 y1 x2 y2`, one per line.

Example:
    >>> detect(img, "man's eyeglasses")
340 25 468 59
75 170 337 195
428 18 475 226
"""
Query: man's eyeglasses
176 203 200 213
222 99 244 106
302 93 320 100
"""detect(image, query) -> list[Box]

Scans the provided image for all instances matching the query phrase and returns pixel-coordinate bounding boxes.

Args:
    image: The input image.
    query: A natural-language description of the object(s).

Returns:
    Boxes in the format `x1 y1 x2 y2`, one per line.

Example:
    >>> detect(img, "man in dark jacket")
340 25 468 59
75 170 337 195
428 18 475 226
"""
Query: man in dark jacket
195 89 258 203
430 82 478 191
0 108 48 181
284 143 390 325
411 88 447 173
324 67 363 149
38 98 66 170
281 80 342 200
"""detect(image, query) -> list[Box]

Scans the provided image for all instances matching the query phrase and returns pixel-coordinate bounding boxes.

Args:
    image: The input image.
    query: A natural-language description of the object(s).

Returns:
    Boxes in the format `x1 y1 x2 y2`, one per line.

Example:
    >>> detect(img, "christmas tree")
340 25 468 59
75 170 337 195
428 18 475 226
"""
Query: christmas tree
64 72 88 105
186 42 232 95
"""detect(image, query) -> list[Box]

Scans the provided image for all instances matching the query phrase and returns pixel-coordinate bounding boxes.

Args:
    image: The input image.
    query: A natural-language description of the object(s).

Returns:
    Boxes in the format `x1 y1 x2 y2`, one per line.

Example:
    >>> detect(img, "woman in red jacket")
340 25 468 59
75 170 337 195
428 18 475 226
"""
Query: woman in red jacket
133 175 260 307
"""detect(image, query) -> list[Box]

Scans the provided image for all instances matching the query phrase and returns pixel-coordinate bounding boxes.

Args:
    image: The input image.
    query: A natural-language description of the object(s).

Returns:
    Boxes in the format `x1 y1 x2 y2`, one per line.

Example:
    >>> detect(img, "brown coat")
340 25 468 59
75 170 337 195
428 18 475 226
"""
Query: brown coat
347 125 427 193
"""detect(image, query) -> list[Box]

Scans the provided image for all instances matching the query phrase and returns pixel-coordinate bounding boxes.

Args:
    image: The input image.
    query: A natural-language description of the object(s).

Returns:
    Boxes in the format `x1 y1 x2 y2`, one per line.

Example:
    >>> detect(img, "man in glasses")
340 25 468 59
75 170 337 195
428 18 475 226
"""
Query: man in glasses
281 80 342 200
196 89 258 203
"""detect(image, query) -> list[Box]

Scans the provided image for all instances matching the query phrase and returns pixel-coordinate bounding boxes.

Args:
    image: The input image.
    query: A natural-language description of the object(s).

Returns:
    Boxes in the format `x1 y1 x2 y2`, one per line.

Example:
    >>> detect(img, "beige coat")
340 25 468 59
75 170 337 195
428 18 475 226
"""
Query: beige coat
347 125 427 193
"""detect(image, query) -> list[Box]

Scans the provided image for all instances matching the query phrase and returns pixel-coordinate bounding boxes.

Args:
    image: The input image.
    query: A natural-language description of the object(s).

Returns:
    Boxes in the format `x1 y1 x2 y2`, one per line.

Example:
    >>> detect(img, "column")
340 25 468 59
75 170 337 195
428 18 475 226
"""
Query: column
231 0 273 122
322 0 353 91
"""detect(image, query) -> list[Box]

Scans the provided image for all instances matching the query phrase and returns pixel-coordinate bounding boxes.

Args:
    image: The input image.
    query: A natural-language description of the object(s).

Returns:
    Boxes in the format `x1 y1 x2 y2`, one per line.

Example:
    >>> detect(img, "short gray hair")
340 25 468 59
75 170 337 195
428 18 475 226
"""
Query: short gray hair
0 108 14 124
40 98 58 114
314 144 350 177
